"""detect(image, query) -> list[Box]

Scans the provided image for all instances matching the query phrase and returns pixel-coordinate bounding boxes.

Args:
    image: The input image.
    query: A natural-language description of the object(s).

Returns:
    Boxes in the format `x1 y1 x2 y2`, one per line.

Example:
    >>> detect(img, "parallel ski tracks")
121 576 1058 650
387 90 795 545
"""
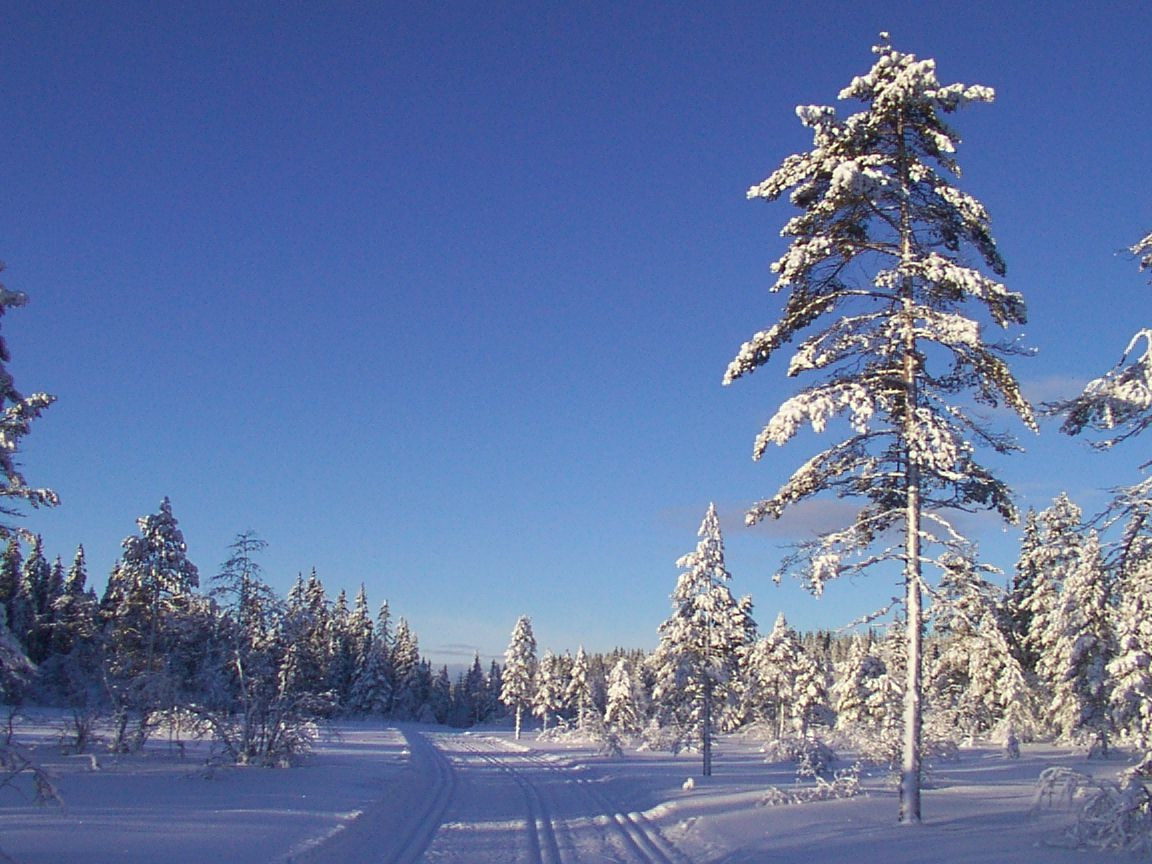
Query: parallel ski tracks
456 740 564 864
473 739 691 864
391 729 458 864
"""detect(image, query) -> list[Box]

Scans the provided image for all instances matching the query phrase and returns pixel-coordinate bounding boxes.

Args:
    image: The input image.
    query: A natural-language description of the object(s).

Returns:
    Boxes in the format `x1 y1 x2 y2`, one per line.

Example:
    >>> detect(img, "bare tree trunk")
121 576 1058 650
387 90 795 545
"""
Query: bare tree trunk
897 111 923 826
702 676 713 777
900 492 923 824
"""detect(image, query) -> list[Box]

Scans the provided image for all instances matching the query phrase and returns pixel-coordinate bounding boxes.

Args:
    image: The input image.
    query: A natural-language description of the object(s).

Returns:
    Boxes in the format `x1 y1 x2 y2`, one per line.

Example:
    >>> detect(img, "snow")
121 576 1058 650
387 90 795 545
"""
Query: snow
0 712 1139 863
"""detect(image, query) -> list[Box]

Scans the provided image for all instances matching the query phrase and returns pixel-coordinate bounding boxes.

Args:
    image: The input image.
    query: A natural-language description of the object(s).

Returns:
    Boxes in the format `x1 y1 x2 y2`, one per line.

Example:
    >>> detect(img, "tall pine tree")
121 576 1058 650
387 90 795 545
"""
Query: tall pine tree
724 37 1033 821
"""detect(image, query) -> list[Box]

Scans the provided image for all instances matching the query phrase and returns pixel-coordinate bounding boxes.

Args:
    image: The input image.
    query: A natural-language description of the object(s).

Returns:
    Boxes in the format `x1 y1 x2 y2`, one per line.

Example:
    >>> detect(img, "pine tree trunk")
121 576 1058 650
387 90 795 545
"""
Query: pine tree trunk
514 704 522 740
702 676 713 777
901 495 923 824
897 113 923 826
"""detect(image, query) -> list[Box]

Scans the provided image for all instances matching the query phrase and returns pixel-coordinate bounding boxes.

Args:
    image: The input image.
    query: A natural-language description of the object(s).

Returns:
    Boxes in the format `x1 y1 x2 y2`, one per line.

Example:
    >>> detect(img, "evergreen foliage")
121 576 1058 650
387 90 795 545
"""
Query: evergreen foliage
650 504 753 774
1047 530 1114 754
0 263 57 539
724 35 1032 822
501 615 537 739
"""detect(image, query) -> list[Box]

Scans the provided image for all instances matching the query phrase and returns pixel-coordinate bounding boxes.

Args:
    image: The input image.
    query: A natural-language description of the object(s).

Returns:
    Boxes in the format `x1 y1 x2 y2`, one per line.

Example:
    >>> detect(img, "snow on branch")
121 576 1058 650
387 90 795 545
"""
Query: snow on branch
757 383 877 451
1134 232 1152 280
1052 329 1152 447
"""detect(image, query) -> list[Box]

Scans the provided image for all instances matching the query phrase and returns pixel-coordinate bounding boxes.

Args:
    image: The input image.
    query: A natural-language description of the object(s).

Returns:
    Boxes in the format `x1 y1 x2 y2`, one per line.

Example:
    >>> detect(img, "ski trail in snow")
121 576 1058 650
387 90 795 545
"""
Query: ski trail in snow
456 739 563 864
287 727 458 864
390 729 458 864
478 737 691 864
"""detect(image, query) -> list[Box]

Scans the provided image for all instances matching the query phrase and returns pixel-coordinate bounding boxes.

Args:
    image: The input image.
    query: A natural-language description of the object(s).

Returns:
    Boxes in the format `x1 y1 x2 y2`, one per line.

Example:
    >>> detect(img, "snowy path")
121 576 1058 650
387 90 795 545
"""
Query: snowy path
437 734 690 864
295 728 691 864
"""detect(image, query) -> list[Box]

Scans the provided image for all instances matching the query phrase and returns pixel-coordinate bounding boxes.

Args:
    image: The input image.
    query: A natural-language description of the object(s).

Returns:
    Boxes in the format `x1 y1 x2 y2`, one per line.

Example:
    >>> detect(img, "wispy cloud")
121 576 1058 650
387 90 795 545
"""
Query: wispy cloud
432 642 484 660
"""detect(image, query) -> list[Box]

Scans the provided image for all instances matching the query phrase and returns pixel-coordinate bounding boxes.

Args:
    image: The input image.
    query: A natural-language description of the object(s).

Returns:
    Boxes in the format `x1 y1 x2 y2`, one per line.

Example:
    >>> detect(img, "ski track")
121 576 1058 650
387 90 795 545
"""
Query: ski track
455 739 563 864
391 729 458 864
298 730 689 864
469 736 691 864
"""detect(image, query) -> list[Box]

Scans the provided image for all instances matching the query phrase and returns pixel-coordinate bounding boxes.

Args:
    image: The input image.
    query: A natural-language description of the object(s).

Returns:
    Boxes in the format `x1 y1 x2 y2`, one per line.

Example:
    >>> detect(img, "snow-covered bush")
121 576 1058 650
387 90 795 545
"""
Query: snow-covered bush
638 717 686 756
1034 765 1152 852
190 687 332 768
761 734 837 779
761 761 863 806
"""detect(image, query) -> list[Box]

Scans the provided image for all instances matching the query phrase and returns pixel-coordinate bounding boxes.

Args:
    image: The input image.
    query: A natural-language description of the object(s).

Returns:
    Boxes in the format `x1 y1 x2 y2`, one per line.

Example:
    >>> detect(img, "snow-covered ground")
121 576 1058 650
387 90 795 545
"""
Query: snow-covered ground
0 714 1138 863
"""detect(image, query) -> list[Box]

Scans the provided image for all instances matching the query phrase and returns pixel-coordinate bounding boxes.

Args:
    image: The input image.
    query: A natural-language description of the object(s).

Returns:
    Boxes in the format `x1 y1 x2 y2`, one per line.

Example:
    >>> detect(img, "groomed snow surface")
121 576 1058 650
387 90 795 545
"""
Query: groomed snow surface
0 714 1136 863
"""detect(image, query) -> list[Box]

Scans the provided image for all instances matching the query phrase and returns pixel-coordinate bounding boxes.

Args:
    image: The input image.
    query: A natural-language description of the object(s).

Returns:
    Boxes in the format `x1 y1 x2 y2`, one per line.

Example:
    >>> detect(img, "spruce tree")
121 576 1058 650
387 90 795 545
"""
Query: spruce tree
745 612 825 740
565 646 594 732
501 615 537 739
650 504 753 775
103 498 200 750
928 555 1034 741
1048 530 1114 754
604 656 643 734
0 539 21 624
831 633 889 738
1110 552 1152 747
213 530 276 641
532 650 565 731
1024 493 1085 714
1006 509 1042 673
389 618 422 719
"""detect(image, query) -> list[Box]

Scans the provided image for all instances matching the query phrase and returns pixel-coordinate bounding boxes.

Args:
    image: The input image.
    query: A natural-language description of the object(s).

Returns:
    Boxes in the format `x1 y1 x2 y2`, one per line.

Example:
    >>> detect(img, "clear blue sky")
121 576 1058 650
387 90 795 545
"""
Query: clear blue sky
1 1 1148 667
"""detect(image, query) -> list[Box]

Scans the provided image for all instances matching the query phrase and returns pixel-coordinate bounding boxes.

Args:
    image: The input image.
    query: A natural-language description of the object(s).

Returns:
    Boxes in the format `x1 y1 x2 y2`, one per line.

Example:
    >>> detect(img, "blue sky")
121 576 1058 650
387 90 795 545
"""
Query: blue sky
1 2 1149 666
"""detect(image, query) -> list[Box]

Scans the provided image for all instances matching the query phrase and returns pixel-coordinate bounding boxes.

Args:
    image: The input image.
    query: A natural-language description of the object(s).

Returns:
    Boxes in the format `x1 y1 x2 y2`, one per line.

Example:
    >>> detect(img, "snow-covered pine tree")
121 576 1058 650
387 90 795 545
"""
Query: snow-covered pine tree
428 665 453 725
103 498 201 751
501 615 537 739
38 545 102 720
20 535 53 662
4 544 33 659
327 588 356 704
747 612 828 740
1048 530 1114 755
389 618 422 719
1023 493 1085 718
565 646 595 733
928 554 1035 742
347 600 394 715
0 263 57 539
0 539 21 625
604 656 644 734
344 586 374 694
49 545 92 657
1110 550 1152 748
1005 509 1042 673
487 659 505 722
1049 233 1152 571
650 504 754 775
532 650 565 731
745 612 806 739
724 35 1033 822
346 634 392 716
457 654 488 726
1134 232 1152 278
831 633 887 734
